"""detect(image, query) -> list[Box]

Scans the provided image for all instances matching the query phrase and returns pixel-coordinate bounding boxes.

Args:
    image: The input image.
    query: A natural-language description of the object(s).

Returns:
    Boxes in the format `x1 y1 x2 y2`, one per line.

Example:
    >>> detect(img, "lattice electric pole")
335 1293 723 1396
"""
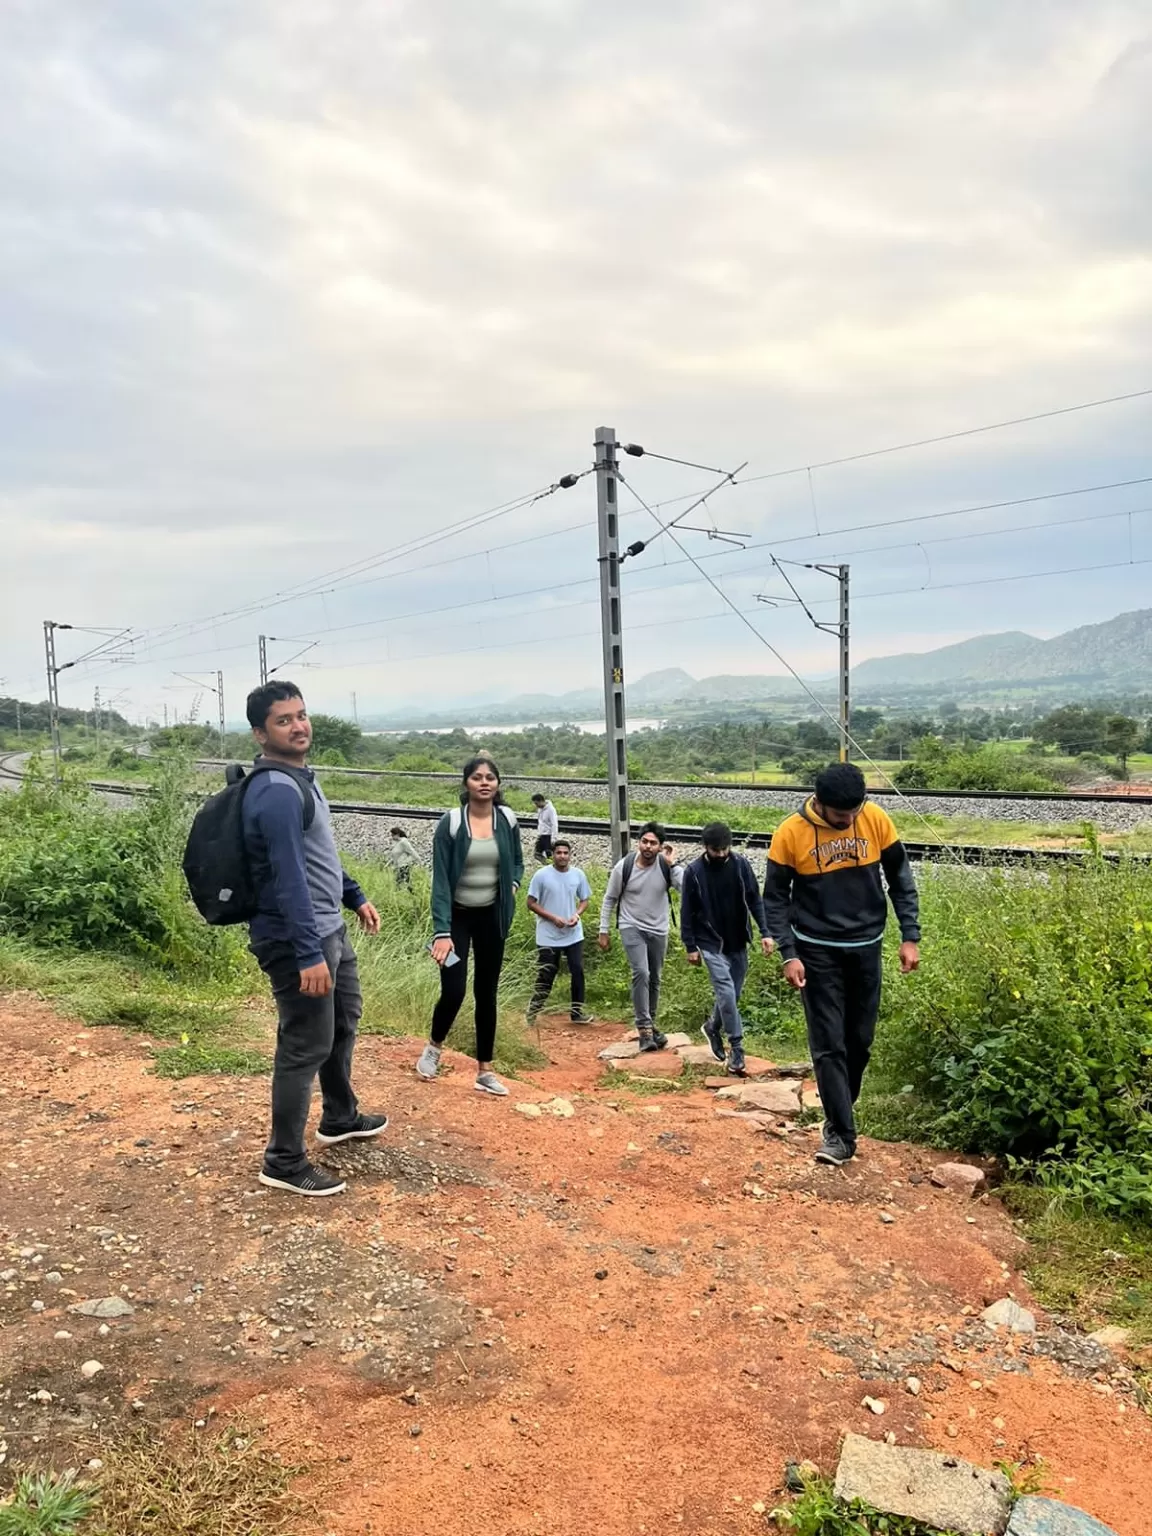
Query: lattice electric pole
757 561 850 762
595 426 630 861
258 635 268 686
216 670 226 757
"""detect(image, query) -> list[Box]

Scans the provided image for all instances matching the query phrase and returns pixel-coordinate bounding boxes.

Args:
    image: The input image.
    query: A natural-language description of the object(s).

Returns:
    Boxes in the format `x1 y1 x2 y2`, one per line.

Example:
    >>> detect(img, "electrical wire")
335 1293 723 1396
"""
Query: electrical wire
734 385 1152 486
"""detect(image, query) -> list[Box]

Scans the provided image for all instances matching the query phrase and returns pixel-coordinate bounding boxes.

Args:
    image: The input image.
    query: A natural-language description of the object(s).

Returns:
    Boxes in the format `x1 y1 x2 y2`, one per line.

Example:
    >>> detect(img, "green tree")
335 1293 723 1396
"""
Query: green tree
1104 714 1142 777
308 713 363 759
1034 705 1109 755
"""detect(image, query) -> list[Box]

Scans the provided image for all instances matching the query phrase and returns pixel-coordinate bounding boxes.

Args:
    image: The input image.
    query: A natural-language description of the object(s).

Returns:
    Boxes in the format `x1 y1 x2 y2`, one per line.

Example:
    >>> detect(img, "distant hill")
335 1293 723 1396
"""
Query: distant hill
852 608 1152 691
359 608 1152 726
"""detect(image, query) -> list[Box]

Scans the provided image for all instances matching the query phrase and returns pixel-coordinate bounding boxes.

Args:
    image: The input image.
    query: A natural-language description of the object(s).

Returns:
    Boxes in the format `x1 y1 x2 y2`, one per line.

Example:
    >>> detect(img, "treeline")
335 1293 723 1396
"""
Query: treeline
0 695 133 745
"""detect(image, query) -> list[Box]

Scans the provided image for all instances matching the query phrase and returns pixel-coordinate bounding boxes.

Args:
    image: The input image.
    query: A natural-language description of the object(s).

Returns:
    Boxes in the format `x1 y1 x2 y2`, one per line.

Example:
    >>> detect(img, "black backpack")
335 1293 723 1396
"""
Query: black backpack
182 761 315 926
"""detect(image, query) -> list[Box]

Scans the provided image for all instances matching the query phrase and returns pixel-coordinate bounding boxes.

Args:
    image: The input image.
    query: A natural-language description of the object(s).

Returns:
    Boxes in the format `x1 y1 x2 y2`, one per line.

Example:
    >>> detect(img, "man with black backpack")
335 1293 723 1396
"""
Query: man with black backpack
238 681 387 1196
598 821 683 1052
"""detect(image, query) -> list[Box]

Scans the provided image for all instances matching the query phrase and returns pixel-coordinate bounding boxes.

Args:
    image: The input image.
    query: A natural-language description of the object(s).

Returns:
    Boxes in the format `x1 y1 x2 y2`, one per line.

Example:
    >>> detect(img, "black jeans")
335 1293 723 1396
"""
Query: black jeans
798 939 883 1149
530 942 586 1014
253 925 361 1178
534 835 553 863
431 903 506 1063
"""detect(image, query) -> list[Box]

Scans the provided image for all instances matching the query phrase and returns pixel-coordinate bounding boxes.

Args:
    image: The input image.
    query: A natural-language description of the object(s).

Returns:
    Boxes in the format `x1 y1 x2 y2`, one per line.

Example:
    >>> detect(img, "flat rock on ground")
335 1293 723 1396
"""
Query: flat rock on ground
1007 1496 1120 1536
598 1040 641 1061
614 1054 684 1080
677 1045 722 1067
834 1433 1012 1536
714 1080 802 1116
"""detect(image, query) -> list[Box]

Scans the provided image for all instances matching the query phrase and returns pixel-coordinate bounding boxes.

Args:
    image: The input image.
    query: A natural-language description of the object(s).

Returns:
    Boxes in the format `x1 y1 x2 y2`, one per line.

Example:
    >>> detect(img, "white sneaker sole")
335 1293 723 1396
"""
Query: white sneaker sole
258 1171 347 1196
474 1082 509 1096
315 1119 389 1146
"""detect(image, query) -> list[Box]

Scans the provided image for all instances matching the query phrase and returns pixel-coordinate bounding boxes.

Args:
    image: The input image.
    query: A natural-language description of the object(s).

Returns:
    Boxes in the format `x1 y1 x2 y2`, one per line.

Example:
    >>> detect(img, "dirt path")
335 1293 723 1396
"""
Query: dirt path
1 998 1149 1535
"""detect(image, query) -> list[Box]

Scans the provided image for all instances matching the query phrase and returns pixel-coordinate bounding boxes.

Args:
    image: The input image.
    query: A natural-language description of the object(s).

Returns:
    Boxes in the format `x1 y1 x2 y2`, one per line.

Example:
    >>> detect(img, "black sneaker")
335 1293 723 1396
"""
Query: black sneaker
726 1042 747 1076
701 1015 725 1064
570 1008 597 1025
259 1164 347 1196
315 1112 389 1146
637 1032 661 1053
814 1135 854 1167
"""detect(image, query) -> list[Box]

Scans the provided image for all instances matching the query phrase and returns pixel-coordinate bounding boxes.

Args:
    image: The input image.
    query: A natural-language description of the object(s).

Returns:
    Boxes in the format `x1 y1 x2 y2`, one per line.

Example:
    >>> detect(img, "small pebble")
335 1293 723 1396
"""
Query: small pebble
80 1360 104 1380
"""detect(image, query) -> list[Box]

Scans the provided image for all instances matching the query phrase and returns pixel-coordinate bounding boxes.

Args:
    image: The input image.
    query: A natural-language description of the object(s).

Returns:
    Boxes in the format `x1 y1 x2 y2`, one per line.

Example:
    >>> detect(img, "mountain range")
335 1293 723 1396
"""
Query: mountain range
360 609 1152 726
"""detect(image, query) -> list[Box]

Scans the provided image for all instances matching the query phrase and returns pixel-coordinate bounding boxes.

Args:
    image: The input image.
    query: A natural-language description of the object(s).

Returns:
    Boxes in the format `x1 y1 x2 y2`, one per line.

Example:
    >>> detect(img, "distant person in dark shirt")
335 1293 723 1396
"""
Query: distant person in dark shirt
679 821 774 1078
242 681 388 1197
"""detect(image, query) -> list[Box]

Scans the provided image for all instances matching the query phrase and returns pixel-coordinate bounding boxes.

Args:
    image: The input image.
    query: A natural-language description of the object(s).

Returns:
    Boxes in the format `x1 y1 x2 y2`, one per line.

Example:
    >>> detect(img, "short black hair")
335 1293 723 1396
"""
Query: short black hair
531 793 546 804
552 837 572 853
701 820 732 849
246 679 303 731
814 761 867 811
390 826 405 836
638 821 665 842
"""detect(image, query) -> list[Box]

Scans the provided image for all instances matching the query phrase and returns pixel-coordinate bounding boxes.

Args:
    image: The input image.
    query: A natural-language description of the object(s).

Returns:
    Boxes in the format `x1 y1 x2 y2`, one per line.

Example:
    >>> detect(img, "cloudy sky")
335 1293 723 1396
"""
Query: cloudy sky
2 0 1150 723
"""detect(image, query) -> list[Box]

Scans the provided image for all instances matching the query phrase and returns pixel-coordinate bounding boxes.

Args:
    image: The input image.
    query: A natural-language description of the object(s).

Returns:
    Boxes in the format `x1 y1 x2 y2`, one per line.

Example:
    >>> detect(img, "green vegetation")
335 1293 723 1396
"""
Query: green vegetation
771 1475 962 1536
864 860 1152 1219
0 1472 93 1536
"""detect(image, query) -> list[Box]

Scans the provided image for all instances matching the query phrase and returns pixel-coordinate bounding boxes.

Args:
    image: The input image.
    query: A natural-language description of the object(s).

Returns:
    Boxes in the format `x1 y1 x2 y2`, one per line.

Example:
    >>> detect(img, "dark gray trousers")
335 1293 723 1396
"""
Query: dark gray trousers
252 925 361 1177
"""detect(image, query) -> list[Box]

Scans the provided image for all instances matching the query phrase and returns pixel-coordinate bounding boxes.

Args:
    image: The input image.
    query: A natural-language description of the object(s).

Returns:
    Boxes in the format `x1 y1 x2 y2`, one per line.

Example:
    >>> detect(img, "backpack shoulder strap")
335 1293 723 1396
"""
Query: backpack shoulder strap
657 853 674 889
498 804 518 828
246 760 316 830
447 807 463 837
619 851 637 891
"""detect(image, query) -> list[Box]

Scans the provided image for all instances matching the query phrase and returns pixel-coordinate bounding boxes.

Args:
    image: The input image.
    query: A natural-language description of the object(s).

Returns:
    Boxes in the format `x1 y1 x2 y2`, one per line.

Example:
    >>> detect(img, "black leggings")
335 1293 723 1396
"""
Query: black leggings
431 903 506 1063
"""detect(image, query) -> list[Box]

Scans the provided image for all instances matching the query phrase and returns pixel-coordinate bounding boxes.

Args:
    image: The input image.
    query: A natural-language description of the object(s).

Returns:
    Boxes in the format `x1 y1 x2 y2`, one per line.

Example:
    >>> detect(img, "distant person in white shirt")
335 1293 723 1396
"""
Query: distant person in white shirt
386 826 419 886
526 840 595 1024
598 821 684 1052
531 793 559 863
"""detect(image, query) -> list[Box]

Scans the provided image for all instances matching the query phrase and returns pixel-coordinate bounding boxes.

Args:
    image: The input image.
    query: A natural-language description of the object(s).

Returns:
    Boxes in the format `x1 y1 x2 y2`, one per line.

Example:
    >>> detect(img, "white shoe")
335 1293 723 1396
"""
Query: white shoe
416 1043 441 1080
474 1071 509 1096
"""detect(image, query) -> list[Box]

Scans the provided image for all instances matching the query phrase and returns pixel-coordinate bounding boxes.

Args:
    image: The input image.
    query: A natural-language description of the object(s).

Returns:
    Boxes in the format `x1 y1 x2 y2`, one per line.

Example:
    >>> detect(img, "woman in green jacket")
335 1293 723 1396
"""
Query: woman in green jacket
416 754 524 1095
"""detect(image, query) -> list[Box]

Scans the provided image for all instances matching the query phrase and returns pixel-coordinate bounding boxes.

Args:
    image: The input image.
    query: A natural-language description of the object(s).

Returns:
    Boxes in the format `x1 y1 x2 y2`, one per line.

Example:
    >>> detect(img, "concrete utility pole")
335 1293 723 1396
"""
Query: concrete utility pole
837 563 850 764
595 425 630 861
216 670 226 757
43 620 63 781
351 691 358 724
258 635 268 686
94 686 102 755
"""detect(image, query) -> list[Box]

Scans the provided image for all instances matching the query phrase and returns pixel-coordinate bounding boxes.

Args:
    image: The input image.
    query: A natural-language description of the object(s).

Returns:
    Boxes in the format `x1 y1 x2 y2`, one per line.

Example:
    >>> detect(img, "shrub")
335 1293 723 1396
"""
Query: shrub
0 758 244 978
871 860 1152 1216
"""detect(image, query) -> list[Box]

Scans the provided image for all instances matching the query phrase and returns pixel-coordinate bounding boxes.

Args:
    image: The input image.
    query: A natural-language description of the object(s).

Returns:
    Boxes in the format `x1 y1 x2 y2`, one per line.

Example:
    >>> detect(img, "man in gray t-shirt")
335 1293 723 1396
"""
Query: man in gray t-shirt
598 821 683 1052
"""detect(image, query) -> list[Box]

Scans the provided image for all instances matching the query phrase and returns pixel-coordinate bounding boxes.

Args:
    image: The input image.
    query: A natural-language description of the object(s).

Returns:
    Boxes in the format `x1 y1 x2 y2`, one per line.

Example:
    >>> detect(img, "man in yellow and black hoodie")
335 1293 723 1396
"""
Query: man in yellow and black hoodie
762 761 920 1167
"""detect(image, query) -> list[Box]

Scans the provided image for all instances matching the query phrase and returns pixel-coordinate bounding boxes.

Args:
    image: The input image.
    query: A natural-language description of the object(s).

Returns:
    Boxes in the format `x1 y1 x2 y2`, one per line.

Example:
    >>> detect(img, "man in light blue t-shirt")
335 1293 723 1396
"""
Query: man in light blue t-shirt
525 840 595 1025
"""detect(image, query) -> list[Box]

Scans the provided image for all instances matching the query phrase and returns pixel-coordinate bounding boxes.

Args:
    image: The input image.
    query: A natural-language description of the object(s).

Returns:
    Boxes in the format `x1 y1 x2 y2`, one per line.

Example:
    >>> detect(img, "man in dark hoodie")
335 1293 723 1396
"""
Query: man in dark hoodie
243 681 388 1197
762 762 920 1167
680 822 774 1077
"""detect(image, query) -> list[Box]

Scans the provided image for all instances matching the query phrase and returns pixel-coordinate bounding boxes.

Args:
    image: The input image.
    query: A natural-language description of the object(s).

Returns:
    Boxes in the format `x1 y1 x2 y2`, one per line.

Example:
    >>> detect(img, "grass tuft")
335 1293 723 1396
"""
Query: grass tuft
90 1421 301 1536
0 1471 93 1536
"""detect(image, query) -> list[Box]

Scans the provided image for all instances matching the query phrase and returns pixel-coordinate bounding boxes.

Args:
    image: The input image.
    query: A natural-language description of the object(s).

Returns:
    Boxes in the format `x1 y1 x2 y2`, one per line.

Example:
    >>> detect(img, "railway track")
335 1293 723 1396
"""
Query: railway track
0 753 1137 866
186 758 1152 806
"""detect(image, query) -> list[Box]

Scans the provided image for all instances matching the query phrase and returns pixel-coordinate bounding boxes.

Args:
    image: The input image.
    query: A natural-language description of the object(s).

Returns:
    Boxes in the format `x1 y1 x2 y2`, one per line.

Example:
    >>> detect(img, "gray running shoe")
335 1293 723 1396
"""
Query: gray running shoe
415 1043 441 1080
814 1135 854 1167
474 1071 509 1096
